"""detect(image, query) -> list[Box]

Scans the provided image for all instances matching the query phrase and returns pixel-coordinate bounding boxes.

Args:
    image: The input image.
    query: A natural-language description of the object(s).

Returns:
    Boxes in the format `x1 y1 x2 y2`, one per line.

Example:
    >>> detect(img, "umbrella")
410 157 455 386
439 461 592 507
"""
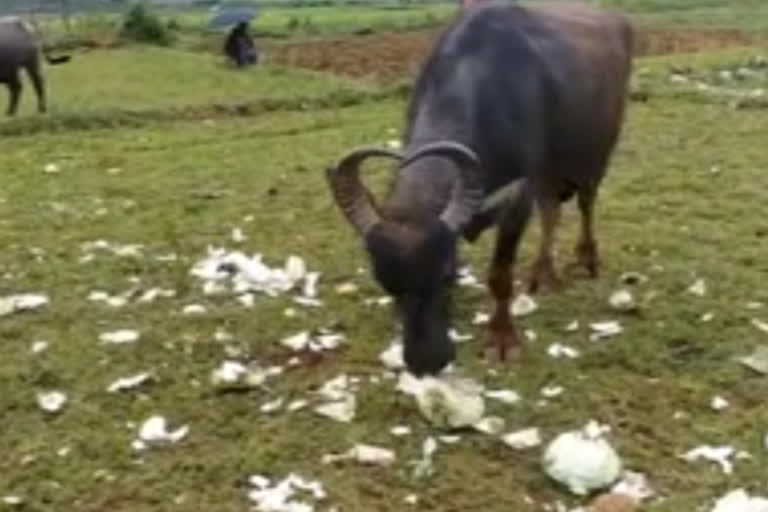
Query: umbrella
208 7 259 30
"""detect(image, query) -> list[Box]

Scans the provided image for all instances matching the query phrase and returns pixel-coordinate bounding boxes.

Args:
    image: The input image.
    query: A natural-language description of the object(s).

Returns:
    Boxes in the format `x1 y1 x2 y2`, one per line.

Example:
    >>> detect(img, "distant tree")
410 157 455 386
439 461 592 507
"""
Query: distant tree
120 2 175 46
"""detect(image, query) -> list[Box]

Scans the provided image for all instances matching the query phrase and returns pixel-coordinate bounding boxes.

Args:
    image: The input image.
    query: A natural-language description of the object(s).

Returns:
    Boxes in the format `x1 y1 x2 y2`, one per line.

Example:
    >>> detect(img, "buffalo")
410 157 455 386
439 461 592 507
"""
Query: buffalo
326 2 634 376
0 17 70 116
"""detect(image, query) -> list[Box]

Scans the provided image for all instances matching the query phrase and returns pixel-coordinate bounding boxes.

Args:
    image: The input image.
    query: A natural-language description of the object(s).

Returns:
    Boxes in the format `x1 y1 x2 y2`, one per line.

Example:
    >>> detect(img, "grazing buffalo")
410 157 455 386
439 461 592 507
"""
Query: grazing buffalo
326 2 634 376
0 17 70 116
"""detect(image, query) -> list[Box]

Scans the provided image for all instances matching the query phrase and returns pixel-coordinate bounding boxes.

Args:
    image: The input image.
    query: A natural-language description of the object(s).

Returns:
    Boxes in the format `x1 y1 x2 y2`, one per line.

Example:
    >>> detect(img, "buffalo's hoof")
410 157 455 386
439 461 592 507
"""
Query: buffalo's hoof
527 259 564 294
483 326 524 363
569 240 600 279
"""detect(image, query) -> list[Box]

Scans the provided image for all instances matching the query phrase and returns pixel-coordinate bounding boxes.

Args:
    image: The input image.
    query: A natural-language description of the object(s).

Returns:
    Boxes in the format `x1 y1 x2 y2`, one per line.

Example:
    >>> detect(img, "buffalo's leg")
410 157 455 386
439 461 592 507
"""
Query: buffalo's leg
528 195 562 293
392 297 404 338
575 185 599 277
484 186 533 361
25 63 46 114
5 73 21 116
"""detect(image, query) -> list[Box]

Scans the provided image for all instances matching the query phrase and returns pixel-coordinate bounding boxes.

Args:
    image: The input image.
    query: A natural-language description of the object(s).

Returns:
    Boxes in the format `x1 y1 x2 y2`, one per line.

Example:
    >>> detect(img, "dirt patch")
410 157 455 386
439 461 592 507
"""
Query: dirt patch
636 27 763 56
268 30 435 82
268 27 765 81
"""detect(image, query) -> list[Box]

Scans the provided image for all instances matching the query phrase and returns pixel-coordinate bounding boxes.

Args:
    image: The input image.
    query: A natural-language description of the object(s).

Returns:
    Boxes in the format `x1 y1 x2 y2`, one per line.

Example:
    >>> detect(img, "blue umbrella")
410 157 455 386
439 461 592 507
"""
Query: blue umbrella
208 7 259 30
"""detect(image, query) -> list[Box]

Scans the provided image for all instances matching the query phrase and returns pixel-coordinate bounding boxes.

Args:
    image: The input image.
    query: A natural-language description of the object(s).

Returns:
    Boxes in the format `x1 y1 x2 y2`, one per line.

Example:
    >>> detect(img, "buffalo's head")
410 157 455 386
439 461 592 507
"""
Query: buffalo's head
326 141 482 376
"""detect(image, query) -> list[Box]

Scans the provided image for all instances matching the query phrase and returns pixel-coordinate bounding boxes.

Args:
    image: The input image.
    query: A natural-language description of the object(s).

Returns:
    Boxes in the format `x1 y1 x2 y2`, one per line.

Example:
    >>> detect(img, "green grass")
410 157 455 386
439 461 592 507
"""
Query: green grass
1 7 768 511
184 4 457 36
0 45 387 130
1 41 768 510
24 0 768 49
29 0 768 70
629 46 768 109
631 6 768 32
600 0 768 31
34 3 458 48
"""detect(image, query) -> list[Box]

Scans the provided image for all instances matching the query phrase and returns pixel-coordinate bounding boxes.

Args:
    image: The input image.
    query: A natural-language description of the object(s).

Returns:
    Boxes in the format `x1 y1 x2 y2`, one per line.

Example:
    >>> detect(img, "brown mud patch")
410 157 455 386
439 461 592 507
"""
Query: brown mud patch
269 30 434 82
637 27 763 56
269 27 765 81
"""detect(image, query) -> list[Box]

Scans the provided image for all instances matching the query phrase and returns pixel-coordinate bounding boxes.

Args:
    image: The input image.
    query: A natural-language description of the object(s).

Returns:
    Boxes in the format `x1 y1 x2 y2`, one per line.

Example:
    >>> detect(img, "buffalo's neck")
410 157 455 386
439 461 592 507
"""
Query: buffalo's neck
406 95 475 149
405 53 479 142
386 56 482 226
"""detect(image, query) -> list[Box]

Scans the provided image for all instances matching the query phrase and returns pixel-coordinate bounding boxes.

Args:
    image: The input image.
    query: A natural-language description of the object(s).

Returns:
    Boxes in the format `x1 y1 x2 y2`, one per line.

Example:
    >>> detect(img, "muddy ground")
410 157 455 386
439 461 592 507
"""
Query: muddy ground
270 27 765 81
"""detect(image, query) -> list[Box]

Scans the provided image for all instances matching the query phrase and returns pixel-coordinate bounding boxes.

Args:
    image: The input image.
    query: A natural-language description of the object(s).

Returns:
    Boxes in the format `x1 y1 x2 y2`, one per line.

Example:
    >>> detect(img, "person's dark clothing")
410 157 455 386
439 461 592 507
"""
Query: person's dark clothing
224 22 257 68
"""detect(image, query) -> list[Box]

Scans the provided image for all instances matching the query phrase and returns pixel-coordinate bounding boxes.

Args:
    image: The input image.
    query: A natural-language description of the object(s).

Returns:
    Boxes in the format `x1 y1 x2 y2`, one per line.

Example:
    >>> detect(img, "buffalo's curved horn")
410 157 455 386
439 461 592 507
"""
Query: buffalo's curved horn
326 146 404 236
403 141 483 233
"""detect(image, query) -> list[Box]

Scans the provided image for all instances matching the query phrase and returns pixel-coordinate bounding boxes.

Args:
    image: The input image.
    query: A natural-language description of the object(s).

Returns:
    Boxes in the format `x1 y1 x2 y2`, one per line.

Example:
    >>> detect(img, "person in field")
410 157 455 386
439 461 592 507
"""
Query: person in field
224 21 258 68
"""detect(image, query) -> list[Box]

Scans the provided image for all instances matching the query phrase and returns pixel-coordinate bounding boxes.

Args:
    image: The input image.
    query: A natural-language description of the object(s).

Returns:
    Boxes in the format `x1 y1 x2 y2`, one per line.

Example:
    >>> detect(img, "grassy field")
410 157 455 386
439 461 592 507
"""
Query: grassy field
601 0 768 31
180 4 457 35
5 46 379 119
28 0 768 45
33 3 458 45
30 0 768 56
0 2 768 511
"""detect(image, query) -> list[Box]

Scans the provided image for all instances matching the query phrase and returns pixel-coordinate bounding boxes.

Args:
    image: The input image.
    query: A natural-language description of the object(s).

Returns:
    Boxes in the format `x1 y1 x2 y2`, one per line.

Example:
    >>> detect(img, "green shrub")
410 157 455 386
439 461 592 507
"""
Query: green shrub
120 2 174 46
285 16 301 31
